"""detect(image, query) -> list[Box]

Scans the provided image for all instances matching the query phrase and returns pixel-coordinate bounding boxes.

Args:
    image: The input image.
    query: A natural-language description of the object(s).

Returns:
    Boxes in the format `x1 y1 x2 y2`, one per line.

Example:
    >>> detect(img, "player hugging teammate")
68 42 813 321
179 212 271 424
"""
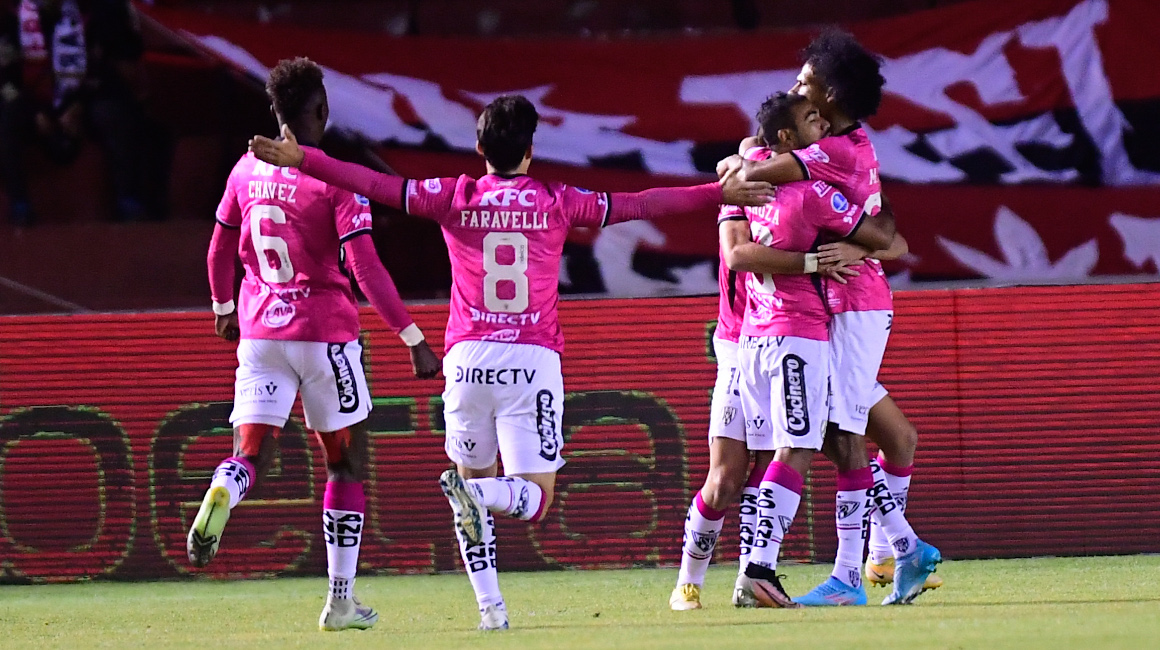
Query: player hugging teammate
671 30 942 610
203 29 939 633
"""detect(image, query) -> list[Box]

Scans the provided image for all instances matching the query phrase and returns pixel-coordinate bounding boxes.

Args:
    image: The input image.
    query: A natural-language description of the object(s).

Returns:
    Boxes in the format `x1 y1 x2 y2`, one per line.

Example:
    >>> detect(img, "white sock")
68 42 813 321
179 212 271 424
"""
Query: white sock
676 493 725 587
831 468 873 589
468 477 545 521
456 510 502 607
748 462 803 572
323 480 365 600
867 480 918 559
209 456 254 509
738 484 760 575
868 457 916 562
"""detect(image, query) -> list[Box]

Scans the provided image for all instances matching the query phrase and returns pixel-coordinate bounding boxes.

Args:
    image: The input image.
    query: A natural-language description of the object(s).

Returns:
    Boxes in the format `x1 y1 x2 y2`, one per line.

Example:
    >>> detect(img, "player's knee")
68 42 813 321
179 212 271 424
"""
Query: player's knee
879 422 918 466
775 447 815 476
234 423 279 460
703 466 745 511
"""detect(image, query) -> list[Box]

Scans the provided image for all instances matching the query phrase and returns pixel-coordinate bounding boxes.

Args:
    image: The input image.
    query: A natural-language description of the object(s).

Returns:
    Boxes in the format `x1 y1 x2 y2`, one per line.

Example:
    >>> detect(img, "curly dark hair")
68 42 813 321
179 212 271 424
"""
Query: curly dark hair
477 95 539 172
756 92 809 147
266 57 325 123
801 29 885 121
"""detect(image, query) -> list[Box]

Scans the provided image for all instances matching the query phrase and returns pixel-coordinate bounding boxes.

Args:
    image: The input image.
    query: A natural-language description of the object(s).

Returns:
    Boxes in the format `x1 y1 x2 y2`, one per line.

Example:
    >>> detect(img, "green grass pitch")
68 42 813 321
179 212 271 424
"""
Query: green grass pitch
3 556 1159 649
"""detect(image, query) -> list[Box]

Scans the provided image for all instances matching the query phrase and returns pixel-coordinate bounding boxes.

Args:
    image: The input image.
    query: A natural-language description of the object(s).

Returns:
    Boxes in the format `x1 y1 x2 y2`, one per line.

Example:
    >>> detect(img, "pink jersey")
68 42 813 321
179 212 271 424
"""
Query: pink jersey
403 174 611 353
215 153 373 342
715 204 749 344
741 147 864 341
793 126 893 313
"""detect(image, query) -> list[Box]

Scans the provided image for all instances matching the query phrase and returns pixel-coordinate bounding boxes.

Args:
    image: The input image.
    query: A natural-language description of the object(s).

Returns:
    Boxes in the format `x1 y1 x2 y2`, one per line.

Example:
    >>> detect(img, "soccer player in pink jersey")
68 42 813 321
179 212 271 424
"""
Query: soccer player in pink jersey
716 91 897 608
720 31 942 606
671 101 861 611
249 94 773 630
193 58 441 632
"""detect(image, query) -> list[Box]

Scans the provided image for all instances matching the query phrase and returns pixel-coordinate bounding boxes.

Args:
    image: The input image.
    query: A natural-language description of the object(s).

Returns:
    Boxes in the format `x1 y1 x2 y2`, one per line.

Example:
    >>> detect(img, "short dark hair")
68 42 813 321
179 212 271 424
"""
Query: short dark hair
756 92 809 146
801 29 885 121
266 57 325 123
477 95 539 172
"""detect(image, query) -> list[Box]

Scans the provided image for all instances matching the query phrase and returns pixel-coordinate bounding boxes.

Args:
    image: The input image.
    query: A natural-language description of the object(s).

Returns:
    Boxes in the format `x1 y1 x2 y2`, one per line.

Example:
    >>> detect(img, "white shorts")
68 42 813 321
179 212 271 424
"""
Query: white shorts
231 339 372 433
737 335 830 451
442 340 566 475
829 310 892 435
708 337 745 443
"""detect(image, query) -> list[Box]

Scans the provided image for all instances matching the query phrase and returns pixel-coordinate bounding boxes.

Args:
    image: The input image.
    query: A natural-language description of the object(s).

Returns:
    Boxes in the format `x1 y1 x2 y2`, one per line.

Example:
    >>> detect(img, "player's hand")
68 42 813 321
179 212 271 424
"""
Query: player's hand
719 166 774 207
716 154 745 179
409 341 441 379
819 262 860 285
249 124 306 168
818 241 870 267
214 311 240 342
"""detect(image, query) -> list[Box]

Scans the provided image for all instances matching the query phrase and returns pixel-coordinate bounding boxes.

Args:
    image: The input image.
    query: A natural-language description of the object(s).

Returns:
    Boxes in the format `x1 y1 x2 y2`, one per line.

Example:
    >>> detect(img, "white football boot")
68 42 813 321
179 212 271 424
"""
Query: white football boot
478 601 509 631
319 594 379 631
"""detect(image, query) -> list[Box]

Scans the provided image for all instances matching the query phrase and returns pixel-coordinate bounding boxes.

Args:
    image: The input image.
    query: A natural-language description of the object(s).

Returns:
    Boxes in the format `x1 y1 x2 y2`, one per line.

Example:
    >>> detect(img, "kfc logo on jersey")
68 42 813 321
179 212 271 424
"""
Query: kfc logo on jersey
811 181 831 198
480 188 537 207
423 178 442 193
261 299 296 328
798 144 830 164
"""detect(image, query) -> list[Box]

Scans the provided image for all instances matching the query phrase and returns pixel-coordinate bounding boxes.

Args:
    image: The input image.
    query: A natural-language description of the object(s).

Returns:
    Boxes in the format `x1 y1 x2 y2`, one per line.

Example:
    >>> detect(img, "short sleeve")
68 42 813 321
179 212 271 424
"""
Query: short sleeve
791 139 855 186
404 177 459 225
560 185 612 228
805 181 864 238
718 204 746 224
333 189 374 242
215 178 242 229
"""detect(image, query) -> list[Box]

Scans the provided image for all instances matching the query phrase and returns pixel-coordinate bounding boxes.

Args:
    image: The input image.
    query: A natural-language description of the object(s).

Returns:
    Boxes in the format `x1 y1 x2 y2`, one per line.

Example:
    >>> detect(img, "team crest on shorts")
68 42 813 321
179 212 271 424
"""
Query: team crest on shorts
722 406 737 426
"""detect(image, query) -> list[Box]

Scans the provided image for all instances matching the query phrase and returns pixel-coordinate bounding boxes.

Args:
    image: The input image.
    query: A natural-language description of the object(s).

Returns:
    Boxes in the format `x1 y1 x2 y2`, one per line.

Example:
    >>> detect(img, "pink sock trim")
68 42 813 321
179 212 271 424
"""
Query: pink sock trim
744 462 766 489
528 487 549 523
694 492 727 520
762 461 803 494
228 456 256 480
836 467 874 491
877 452 914 478
323 479 366 512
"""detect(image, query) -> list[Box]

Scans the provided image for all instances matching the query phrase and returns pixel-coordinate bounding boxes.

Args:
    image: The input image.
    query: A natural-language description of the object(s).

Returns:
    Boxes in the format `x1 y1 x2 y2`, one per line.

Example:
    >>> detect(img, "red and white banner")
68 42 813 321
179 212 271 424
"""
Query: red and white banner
140 0 1160 291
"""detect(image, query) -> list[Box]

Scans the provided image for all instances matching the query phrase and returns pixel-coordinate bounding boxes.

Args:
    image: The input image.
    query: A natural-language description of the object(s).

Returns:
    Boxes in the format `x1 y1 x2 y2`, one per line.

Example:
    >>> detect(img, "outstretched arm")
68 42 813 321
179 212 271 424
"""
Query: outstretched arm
250 125 407 209
605 173 773 225
343 234 440 378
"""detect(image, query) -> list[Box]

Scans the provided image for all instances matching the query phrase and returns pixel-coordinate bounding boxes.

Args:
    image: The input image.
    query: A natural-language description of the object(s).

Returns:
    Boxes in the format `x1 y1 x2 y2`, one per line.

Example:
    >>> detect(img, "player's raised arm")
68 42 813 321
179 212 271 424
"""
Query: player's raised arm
250 126 410 211
598 172 773 226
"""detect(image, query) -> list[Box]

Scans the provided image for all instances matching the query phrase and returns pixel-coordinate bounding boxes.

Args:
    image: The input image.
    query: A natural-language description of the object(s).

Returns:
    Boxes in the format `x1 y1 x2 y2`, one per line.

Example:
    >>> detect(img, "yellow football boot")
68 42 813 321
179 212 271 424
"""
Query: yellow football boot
669 583 703 610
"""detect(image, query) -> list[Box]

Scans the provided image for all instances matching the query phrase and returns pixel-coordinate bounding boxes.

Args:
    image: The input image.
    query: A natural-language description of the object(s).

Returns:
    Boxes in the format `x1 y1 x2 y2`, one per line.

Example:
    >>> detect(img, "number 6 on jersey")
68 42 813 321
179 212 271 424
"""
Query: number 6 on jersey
482 232 529 313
